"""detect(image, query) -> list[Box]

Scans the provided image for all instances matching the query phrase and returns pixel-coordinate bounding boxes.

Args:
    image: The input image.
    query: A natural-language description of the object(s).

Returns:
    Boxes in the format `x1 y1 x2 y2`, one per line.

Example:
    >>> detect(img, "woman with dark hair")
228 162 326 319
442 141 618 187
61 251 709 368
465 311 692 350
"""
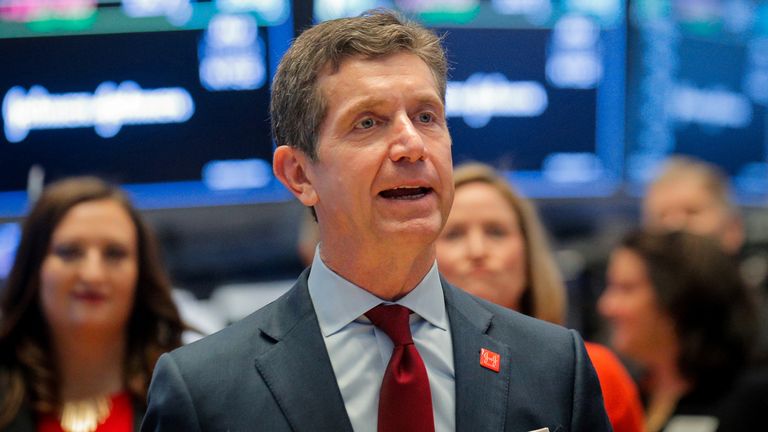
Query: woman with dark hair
0 177 186 432
599 229 764 431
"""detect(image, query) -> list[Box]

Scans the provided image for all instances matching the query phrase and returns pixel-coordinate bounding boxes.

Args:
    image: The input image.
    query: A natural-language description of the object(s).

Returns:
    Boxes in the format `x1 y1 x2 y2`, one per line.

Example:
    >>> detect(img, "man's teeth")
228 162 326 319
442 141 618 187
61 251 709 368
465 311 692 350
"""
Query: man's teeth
380 186 430 199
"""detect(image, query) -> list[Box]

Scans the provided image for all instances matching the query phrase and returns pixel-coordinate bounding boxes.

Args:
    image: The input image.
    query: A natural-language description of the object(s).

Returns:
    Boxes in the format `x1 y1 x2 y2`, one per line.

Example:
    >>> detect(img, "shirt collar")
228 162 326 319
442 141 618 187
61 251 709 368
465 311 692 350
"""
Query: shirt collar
308 244 448 337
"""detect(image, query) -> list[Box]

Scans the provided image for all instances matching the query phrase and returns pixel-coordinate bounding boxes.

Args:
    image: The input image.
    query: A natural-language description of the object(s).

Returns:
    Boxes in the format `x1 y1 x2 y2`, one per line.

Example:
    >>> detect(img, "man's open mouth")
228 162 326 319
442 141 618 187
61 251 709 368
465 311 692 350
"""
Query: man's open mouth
379 186 432 200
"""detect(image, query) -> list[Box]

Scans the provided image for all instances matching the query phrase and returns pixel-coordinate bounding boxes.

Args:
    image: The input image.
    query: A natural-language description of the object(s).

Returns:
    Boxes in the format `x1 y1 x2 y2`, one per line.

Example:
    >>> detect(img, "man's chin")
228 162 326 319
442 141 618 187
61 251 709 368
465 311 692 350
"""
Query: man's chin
379 215 443 240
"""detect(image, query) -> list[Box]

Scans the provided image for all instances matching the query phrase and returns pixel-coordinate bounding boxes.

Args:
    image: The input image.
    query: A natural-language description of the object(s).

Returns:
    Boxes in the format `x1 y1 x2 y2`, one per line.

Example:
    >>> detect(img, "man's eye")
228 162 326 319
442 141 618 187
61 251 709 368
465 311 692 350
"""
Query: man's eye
356 118 376 129
417 112 433 123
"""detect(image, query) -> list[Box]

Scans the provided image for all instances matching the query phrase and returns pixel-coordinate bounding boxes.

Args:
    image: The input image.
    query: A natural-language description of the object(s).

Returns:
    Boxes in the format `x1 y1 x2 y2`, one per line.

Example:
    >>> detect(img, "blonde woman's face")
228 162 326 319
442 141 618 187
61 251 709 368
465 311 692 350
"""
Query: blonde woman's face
40 199 138 335
436 182 527 310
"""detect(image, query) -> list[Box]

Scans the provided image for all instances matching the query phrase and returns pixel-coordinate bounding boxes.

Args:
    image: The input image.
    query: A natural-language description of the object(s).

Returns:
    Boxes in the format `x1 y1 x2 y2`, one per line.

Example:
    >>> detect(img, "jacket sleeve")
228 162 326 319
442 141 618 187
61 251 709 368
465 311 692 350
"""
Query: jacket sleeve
140 353 203 432
569 330 613 431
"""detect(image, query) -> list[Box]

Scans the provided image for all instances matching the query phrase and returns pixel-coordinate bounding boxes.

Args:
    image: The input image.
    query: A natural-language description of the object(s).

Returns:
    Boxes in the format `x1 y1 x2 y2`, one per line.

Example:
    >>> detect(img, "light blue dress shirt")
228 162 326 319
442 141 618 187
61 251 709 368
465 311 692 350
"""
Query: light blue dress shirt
307 247 456 432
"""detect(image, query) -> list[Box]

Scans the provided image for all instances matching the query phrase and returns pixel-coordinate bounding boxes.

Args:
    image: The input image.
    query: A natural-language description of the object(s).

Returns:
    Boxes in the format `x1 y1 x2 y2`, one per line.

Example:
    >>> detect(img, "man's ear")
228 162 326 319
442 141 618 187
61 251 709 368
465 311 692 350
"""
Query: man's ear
273 145 318 206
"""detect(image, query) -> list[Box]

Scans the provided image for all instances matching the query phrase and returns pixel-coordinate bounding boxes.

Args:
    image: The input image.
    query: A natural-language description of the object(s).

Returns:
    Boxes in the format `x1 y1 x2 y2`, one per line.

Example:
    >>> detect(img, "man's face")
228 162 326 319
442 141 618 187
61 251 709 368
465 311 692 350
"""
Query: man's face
643 176 742 253
303 52 453 252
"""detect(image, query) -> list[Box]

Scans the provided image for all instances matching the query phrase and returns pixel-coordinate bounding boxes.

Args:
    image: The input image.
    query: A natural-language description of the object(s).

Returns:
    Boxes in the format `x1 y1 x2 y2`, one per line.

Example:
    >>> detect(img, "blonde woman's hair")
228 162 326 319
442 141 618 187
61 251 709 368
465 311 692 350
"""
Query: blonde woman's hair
453 163 567 325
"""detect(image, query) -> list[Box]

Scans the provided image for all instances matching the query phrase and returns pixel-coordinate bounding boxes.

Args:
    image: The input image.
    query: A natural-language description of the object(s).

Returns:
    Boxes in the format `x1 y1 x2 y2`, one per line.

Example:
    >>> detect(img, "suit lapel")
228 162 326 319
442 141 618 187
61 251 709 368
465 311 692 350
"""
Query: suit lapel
252 269 353 432
444 280 512 432
252 272 515 432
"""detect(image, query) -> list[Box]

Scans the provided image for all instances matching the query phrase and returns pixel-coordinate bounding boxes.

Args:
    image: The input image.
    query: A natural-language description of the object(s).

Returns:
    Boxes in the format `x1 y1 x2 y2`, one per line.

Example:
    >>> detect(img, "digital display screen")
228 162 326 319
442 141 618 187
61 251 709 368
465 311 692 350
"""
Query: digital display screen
0 1 294 217
625 0 768 204
315 0 626 198
0 222 20 280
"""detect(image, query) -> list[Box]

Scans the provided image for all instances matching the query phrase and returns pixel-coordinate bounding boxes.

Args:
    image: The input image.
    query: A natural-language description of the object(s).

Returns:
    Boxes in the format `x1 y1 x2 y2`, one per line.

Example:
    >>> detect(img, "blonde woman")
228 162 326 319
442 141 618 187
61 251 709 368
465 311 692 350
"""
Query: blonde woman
437 162 644 432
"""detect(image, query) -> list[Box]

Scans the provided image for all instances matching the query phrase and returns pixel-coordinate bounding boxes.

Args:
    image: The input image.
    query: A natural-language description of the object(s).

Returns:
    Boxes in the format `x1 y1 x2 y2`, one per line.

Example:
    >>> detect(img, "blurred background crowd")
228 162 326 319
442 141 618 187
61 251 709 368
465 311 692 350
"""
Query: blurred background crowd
1 1 768 431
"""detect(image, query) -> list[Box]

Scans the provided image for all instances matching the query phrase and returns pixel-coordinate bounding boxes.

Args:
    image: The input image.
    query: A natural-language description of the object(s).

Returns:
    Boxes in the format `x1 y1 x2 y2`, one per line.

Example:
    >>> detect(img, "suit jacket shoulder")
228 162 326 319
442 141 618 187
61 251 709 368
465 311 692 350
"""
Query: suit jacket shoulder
142 270 611 432
142 269 352 432
443 281 611 432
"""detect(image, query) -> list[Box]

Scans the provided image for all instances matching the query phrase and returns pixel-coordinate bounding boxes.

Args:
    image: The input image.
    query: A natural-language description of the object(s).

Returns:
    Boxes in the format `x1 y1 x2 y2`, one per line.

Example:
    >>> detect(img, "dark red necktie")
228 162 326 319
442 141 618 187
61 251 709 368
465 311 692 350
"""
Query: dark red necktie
366 304 435 432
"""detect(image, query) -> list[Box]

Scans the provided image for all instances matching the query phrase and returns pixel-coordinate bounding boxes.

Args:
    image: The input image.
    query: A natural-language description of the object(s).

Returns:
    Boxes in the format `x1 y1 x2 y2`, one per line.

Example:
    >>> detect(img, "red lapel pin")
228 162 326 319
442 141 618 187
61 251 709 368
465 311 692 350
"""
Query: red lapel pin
480 348 500 372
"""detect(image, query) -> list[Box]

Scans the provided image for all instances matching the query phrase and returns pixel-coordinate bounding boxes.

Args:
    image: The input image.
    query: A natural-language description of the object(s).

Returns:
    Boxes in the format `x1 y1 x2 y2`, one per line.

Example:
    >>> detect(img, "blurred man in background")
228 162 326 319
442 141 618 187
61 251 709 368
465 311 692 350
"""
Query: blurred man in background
643 155 744 255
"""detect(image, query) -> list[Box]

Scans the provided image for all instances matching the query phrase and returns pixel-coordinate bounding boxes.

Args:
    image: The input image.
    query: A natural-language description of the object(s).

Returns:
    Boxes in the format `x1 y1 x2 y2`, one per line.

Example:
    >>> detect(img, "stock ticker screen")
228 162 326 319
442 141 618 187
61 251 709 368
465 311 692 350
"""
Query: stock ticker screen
625 0 768 203
0 0 294 217
3 0 765 215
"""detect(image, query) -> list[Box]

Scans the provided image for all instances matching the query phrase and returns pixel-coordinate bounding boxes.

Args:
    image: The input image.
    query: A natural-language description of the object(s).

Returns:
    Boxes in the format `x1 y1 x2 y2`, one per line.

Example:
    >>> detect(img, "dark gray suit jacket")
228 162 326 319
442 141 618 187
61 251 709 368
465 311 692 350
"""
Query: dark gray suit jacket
142 269 610 431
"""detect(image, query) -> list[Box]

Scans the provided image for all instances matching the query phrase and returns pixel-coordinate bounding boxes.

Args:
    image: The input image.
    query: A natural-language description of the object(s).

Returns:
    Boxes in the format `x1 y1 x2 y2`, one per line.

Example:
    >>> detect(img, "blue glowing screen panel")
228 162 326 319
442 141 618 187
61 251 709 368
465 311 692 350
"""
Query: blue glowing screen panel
444 28 597 164
0 4 293 217
625 0 768 203
0 222 20 280
1 30 272 186
441 25 623 197
314 0 627 198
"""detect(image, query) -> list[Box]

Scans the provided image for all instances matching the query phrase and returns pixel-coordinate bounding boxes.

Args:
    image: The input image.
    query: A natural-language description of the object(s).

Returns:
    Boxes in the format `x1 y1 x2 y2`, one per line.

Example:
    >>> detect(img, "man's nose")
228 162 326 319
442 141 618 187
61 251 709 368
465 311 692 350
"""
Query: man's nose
388 114 426 163
660 211 688 231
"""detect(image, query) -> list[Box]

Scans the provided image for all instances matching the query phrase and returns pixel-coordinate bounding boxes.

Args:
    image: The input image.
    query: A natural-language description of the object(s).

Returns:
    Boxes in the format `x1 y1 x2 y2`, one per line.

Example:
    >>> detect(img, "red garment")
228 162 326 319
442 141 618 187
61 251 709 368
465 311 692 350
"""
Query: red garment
38 391 133 432
585 342 645 432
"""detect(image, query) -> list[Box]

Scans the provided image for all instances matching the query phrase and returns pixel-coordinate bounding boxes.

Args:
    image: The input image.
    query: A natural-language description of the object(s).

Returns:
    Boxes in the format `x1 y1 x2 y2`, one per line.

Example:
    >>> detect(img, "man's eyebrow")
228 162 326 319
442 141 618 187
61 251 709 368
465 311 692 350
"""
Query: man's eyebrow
414 95 444 109
340 97 389 117
344 93 443 112
333 90 445 124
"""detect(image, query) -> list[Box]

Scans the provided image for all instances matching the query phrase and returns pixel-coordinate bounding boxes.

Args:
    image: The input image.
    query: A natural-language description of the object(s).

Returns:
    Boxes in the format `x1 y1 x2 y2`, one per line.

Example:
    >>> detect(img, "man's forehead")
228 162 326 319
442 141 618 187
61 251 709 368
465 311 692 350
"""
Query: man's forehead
317 51 431 77
316 53 440 97
323 49 395 64
650 177 713 199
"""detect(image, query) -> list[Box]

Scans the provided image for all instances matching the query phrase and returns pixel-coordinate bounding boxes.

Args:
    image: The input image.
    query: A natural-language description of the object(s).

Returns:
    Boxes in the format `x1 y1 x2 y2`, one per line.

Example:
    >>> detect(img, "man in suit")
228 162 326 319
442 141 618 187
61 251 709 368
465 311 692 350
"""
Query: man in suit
142 10 610 432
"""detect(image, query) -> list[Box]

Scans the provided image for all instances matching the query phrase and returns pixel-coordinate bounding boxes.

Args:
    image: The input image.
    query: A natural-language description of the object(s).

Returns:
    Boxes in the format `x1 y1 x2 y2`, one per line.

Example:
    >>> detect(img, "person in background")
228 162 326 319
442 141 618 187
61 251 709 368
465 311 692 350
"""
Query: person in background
643 155 743 256
599 229 765 432
142 9 610 431
643 154 768 359
0 177 186 432
436 162 645 432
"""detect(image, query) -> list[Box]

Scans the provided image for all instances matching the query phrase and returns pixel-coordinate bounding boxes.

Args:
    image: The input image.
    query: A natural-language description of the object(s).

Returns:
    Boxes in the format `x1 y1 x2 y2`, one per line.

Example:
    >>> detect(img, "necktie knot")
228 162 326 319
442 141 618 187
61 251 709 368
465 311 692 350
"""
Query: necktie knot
365 304 414 346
